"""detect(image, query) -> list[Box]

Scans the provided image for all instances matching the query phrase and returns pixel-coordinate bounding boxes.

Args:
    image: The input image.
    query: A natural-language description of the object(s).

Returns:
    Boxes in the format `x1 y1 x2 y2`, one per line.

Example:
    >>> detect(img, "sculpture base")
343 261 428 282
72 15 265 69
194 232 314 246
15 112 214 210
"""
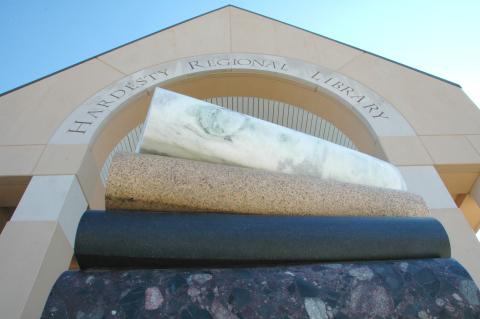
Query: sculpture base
42 259 480 318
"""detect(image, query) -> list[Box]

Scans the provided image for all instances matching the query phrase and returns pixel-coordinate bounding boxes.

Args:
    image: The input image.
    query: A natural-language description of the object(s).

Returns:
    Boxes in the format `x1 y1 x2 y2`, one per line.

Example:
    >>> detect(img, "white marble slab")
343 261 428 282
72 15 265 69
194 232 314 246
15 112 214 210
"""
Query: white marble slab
138 88 407 190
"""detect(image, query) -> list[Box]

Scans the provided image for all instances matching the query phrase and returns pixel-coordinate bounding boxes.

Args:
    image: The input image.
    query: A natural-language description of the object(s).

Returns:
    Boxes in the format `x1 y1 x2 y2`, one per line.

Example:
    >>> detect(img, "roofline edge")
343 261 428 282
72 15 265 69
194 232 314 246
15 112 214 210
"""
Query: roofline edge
0 4 461 98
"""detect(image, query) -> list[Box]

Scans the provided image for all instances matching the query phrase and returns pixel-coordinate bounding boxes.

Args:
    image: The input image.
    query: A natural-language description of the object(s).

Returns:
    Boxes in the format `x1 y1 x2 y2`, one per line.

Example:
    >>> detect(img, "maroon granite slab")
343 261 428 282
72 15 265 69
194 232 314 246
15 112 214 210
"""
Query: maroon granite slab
41 259 480 319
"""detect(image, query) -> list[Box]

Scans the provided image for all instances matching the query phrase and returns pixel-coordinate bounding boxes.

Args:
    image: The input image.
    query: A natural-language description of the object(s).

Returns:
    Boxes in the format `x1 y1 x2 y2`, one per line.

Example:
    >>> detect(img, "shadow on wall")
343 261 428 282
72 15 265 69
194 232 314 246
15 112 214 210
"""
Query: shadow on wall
0 207 14 234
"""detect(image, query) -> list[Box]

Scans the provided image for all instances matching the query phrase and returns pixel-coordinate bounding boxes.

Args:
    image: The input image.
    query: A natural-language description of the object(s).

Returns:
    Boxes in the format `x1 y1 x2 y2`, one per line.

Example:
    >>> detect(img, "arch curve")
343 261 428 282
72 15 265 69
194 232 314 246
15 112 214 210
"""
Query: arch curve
49 53 416 164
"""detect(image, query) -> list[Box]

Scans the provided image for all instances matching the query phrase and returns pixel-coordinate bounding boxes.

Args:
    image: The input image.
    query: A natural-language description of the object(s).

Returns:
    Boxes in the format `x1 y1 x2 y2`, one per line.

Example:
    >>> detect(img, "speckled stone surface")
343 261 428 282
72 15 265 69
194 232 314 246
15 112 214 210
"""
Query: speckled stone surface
106 153 428 217
41 259 480 319
75 211 450 269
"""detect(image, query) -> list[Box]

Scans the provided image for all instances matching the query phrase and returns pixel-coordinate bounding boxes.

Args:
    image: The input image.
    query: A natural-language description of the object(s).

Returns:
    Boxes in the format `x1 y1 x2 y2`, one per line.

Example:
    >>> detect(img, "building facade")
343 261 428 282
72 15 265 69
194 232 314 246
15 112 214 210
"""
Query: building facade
0 6 480 318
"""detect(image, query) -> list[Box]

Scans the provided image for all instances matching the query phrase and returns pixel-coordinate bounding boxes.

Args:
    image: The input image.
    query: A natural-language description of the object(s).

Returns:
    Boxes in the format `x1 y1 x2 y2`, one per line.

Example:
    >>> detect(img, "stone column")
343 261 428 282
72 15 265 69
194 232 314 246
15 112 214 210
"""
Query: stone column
0 175 87 318
398 166 480 286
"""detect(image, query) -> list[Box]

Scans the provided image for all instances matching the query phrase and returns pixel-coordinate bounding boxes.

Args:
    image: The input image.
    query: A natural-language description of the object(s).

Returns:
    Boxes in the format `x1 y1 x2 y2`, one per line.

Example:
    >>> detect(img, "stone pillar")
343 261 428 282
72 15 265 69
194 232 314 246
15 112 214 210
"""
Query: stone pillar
471 176 480 205
0 175 87 319
464 177 480 230
399 166 480 286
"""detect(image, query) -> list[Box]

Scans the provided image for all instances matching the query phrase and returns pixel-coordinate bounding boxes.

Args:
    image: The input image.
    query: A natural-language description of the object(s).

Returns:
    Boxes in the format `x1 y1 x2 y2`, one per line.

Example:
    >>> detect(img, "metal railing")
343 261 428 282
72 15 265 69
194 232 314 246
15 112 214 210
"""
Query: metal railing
100 96 357 184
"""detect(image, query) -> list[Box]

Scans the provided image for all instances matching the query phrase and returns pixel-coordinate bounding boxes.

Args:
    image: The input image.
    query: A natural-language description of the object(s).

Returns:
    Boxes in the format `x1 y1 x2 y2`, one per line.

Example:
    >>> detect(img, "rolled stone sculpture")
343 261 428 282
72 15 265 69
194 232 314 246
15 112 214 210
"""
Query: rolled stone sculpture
138 87 407 190
74 211 450 269
105 153 428 217
42 259 480 318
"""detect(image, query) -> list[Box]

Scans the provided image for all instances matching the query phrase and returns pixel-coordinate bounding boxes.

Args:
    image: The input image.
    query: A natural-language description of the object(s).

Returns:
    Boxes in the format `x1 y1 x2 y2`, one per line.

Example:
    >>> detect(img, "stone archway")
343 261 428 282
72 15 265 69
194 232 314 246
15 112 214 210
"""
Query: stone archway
48 53 416 166
0 53 428 319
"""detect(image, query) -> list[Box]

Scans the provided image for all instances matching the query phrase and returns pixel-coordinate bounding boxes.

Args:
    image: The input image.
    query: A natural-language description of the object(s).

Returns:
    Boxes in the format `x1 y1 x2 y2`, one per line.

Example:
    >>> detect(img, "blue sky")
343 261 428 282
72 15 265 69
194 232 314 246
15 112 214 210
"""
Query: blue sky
1 0 479 107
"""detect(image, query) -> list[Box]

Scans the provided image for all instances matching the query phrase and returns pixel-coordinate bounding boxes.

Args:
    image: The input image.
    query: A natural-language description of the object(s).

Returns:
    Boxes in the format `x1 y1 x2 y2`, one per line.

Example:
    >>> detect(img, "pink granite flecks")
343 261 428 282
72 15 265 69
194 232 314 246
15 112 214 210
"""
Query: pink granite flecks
144 287 163 310
41 259 480 318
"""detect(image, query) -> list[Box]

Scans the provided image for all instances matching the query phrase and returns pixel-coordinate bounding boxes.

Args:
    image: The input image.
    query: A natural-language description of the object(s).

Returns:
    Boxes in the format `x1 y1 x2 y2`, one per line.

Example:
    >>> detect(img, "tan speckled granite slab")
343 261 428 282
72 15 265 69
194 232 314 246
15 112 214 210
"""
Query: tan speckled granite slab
105 153 429 217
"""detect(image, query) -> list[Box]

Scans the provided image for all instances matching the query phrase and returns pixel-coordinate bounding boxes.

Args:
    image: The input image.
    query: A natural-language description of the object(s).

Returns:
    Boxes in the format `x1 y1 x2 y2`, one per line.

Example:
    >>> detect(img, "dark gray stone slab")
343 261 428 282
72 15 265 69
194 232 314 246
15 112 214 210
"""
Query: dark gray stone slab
75 211 450 269
41 259 480 319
